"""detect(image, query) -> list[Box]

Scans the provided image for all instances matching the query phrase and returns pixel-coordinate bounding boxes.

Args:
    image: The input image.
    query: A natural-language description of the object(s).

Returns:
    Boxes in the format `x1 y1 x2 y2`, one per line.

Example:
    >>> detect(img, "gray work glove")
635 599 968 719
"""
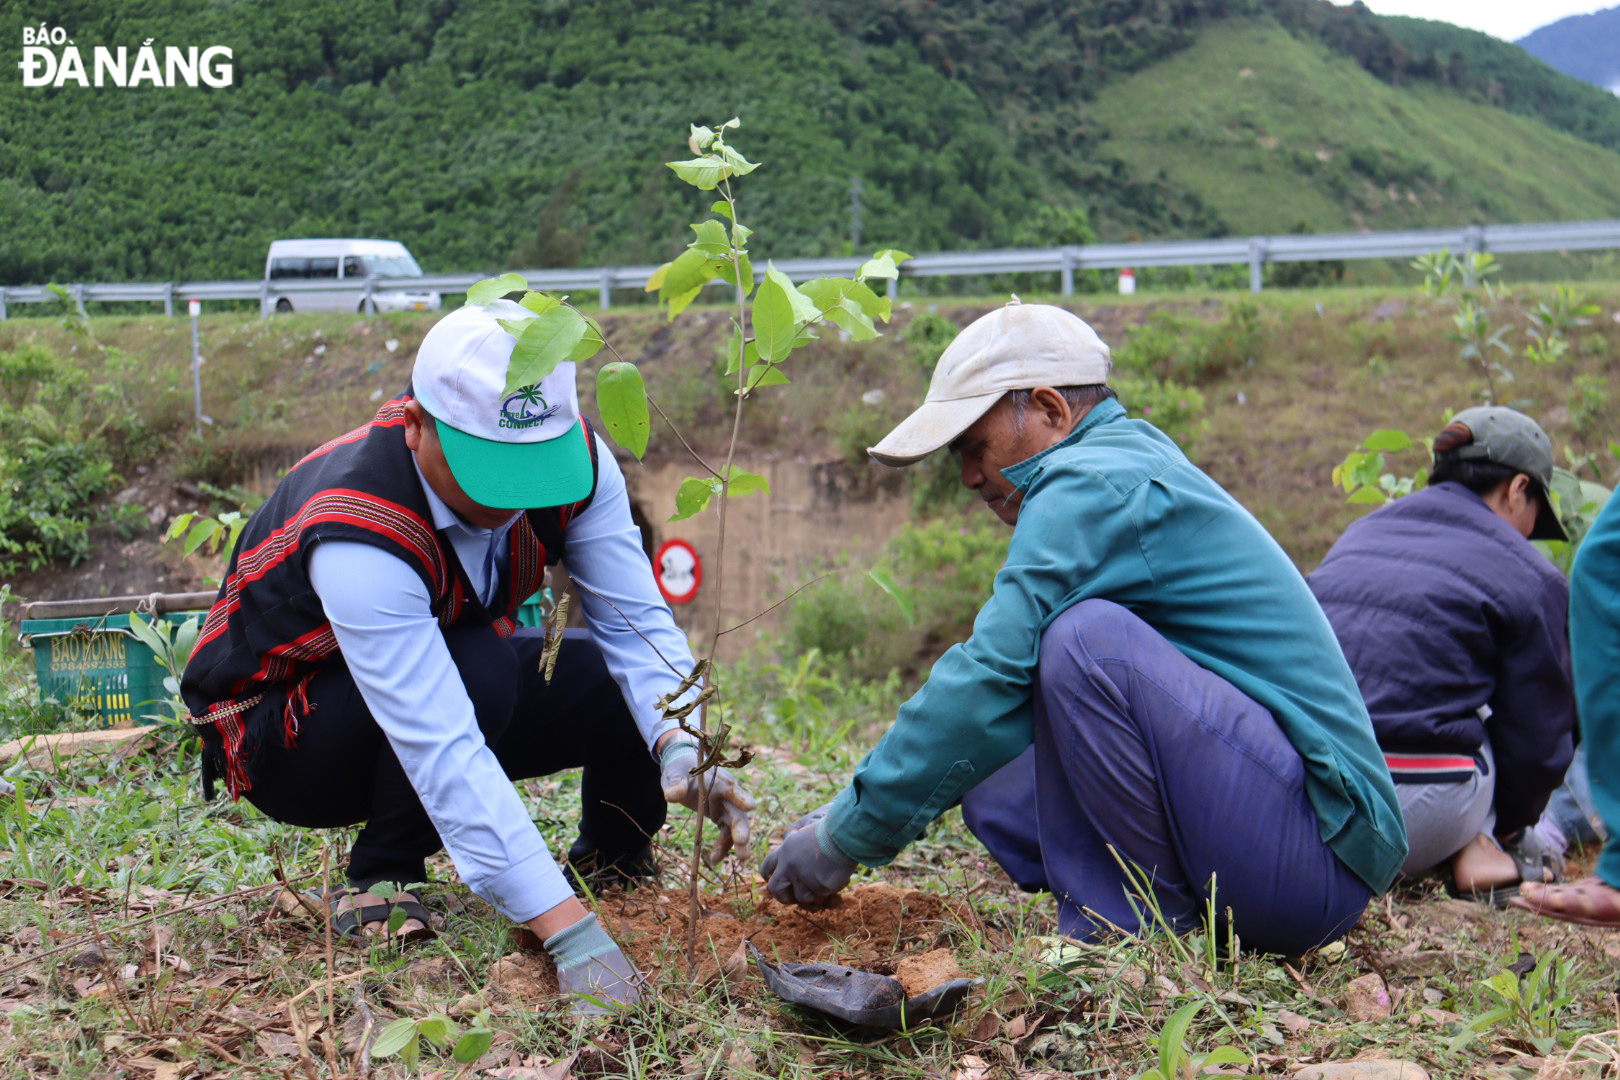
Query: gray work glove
544 913 641 1017
761 818 857 907
659 734 756 866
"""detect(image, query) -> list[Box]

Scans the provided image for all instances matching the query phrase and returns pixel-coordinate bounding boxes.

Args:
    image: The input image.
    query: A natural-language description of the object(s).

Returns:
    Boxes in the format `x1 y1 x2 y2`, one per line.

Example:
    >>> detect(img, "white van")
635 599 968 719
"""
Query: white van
263 239 441 315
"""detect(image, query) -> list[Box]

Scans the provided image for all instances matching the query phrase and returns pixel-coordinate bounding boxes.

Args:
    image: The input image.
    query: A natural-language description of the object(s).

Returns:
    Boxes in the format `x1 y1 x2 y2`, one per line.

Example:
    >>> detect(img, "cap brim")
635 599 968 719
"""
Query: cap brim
436 418 593 509
1530 494 1570 543
867 394 1003 467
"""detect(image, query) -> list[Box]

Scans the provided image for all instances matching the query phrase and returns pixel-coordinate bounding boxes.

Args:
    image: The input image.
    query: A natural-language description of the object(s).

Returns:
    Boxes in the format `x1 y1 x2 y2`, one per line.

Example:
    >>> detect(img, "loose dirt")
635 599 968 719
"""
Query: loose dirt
491 881 970 1000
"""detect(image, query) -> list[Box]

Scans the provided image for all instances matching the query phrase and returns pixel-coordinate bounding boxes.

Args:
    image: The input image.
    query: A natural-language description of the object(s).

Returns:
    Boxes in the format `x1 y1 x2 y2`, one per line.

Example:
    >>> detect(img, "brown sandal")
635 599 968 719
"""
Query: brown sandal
1509 877 1620 928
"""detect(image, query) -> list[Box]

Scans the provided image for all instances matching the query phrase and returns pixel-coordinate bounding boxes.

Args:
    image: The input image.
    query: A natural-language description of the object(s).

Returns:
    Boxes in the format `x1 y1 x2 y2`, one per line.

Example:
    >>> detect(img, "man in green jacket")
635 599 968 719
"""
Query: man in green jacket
761 301 1406 953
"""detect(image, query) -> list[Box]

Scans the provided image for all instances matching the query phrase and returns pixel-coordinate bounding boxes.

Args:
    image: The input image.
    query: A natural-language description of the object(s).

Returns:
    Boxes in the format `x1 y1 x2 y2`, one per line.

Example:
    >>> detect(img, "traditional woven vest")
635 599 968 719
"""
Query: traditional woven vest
181 392 597 798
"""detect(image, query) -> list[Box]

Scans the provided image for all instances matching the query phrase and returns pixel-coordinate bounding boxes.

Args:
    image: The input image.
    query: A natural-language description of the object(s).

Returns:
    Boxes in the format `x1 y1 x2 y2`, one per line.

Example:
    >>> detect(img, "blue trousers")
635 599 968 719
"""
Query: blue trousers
961 600 1372 955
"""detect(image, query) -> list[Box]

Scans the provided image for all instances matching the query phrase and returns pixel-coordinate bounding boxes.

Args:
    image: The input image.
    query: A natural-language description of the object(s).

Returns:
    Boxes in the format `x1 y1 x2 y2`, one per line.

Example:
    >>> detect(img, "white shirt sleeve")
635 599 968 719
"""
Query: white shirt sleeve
562 438 703 752
307 541 572 923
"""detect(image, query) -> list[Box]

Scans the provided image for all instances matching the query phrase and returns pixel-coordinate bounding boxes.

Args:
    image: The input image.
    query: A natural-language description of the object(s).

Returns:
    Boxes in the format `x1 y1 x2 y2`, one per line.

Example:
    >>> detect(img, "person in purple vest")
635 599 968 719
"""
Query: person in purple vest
1307 408 1574 906
182 301 754 1015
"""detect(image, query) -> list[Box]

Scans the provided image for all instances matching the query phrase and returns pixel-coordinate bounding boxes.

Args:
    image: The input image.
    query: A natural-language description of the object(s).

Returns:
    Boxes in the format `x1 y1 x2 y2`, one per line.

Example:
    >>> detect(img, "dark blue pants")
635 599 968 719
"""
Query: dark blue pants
233 626 665 893
961 600 1371 955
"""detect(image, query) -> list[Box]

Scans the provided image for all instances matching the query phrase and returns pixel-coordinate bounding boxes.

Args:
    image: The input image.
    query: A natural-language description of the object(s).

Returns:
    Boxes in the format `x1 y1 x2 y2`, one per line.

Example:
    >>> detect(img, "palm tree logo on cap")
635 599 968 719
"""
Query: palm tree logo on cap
499 384 560 429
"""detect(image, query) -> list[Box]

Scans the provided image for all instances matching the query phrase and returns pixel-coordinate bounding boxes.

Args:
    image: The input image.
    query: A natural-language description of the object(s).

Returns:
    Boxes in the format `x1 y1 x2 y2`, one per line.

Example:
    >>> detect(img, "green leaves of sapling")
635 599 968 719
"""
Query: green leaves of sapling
857 249 912 282
671 477 722 522
751 273 797 363
669 468 771 522
467 273 528 307
667 118 758 191
597 362 651 459
500 304 589 397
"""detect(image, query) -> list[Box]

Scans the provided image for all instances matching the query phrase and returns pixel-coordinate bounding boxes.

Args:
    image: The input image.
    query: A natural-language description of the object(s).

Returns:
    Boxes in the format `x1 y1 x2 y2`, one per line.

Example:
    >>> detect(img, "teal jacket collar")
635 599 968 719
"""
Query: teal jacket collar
1002 399 1126 491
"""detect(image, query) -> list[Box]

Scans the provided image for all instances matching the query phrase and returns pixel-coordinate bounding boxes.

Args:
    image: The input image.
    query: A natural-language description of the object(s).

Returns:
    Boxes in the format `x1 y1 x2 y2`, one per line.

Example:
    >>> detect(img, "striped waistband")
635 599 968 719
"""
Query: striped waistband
1384 752 1480 784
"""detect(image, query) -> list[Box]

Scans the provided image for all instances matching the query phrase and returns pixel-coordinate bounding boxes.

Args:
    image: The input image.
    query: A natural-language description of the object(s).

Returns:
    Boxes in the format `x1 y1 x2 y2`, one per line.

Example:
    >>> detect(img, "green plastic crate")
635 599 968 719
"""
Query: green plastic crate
21 612 200 726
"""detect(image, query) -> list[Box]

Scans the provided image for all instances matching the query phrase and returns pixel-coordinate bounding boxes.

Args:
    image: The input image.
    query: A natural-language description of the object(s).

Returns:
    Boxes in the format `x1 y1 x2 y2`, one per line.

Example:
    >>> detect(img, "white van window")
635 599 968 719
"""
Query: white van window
359 253 424 277
308 257 340 279
269 257 308 279
342 256 366 278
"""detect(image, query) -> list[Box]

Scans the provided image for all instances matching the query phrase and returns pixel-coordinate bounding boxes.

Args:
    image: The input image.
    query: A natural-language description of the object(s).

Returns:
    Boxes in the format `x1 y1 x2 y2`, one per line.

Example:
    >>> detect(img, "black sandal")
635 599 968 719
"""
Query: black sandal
305 888 438 944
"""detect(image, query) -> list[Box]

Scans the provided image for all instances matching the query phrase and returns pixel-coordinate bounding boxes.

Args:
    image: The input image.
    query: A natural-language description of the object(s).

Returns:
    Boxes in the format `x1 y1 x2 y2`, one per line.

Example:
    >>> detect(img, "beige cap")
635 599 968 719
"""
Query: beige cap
868 301 1112 467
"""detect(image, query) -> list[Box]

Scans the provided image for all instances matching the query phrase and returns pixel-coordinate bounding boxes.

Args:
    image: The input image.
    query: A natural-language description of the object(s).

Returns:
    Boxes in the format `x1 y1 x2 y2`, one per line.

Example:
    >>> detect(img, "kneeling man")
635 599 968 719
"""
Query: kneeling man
762 301 1405 954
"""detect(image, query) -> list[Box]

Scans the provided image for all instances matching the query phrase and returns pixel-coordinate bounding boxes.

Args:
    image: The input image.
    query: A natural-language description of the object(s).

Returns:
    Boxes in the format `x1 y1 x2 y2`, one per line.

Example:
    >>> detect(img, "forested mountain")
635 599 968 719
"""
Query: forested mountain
1518 6 1620 94
3 0 1619 286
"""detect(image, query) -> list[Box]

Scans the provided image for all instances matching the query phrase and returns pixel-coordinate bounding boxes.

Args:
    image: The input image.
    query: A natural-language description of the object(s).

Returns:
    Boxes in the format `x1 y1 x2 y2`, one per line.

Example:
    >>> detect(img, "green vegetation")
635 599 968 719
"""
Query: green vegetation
1090 20 1620 241
6 0 1620 288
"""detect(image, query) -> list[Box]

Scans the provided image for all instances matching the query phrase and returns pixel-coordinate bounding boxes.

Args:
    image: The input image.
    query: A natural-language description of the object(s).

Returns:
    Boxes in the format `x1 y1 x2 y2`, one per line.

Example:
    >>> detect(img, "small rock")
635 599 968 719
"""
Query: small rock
385 338 400 353
1344 972 1392 1021
1296 1061 1428 1080
861 389 886 406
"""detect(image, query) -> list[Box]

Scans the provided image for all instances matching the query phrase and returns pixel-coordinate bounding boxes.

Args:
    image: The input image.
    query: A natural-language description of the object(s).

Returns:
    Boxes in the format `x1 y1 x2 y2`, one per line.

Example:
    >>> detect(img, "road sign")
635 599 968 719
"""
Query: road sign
654 539 702 605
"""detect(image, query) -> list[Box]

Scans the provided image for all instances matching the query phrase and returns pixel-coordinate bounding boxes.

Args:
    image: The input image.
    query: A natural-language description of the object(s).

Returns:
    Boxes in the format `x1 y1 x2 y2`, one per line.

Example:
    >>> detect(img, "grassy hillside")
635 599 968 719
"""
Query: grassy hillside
1090 20 1620 237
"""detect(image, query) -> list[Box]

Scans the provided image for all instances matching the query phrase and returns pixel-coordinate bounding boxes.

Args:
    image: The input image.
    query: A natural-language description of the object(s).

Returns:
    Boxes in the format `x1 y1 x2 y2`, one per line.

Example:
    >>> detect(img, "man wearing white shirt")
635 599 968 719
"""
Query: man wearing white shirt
182 301 752 1013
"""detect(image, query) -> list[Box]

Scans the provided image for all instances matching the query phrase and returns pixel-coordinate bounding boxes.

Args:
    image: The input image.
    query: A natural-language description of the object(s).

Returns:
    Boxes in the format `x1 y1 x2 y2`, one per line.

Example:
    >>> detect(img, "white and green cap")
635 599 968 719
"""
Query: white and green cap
411 300 593 509
1443 405 1567 542
868 300 1112 467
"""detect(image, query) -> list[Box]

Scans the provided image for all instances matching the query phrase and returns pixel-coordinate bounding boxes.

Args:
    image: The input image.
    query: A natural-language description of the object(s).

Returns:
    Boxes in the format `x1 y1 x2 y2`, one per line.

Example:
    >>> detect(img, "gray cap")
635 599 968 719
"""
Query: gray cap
1441 406 1567 542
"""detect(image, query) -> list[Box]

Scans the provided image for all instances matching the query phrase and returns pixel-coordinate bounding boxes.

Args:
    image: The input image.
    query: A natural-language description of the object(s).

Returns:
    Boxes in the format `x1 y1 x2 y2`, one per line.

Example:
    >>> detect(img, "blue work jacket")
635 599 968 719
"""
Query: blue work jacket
824 399 1408 893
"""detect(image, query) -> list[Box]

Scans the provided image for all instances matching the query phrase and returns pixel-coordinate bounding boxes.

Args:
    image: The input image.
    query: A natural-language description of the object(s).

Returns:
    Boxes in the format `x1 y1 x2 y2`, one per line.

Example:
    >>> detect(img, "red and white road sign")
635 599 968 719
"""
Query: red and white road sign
654 538 702 605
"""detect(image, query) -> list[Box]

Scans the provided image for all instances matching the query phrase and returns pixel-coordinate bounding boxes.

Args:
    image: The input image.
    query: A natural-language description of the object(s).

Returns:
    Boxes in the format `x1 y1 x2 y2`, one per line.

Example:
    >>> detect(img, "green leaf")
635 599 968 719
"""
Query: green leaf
825 298 879 341
387 906 408 934
725 468 770 497
164 512 195 541
184 520 217 556
569 316 604 363
689 219 730 257
596 362 651 459
417 1014 456 1047
714 252 755 298
667 156 730 190
217 909 239 929
518 291 563 317
453 1030 495 1064
1348 486 1388 505
718 143 759 176
688 124 715 151
1157 1001 1203 1073
857 249 912 281
710 200 732 220
867 569 915 625
645 262 670 292
1362 429 1413 453
370 1018 419 1059
752 275 797 363
658 249 724 317
665 287 704 319
1200 1046 1250 1066
467 273 528 307
765 266 818 324
503 306 588 396
670 477 720 522
741 364 789 392
731 222 754 248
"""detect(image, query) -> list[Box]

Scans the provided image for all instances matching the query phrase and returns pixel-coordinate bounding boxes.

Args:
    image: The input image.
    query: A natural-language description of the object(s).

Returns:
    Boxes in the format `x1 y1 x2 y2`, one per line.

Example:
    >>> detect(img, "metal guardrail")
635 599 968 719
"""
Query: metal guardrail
3 218 1618 319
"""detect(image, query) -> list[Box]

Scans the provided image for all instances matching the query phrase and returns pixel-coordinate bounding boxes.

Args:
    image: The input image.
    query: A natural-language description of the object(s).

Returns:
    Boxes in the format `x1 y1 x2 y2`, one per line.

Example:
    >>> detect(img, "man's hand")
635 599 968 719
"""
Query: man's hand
761 818 857 907
658 735 756 866
544 912 642 1017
